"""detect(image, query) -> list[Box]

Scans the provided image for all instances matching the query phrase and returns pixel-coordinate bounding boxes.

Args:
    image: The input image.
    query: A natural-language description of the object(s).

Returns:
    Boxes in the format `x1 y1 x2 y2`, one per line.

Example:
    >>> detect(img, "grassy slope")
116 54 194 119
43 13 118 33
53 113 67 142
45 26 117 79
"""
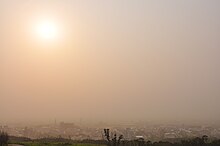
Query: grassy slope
11 142 106 146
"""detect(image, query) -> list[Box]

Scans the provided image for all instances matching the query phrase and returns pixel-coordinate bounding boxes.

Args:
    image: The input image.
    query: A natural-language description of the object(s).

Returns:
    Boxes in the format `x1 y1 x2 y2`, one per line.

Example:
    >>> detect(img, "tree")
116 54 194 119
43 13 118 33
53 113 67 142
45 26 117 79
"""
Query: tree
202 135 208 144
146 140 152 146
0 131 9 146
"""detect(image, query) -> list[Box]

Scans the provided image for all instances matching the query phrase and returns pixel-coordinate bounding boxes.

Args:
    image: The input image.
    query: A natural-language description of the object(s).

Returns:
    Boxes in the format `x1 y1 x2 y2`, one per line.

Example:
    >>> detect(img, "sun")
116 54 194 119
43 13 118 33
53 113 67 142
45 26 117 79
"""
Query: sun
35 20 58 40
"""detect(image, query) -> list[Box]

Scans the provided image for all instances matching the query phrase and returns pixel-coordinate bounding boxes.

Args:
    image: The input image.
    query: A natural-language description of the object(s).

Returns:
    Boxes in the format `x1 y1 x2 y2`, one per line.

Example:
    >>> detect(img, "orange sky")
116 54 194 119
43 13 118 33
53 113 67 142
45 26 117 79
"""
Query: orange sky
1 0 220 124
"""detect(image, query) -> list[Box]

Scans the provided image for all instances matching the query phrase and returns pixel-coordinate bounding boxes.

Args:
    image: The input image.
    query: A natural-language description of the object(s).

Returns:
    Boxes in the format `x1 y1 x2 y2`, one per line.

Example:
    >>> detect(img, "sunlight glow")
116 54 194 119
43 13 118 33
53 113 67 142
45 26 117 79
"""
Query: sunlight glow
35 20 58 40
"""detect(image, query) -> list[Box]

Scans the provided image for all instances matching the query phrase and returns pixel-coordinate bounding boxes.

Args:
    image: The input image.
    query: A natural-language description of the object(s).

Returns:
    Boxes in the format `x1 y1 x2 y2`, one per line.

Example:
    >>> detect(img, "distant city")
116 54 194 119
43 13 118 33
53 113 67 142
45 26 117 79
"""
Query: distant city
1 122 220 142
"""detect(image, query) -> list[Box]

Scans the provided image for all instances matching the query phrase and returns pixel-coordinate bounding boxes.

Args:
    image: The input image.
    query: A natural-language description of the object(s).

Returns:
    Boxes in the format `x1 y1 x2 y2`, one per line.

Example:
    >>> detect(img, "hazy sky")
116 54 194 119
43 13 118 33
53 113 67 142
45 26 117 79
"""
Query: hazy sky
1 0 220 124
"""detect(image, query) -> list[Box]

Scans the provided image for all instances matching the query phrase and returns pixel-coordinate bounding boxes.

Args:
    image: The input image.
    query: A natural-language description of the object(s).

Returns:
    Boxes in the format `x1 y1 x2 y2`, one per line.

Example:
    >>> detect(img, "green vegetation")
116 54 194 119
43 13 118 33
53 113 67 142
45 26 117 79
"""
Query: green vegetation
7 133 220 146
11 142 105 146
8 136 106 146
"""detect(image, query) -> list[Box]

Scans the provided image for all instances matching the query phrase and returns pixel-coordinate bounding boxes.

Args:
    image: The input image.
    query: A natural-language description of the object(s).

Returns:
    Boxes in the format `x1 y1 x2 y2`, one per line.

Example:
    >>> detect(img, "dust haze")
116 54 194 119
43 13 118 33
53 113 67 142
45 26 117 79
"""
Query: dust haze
1 0 220 124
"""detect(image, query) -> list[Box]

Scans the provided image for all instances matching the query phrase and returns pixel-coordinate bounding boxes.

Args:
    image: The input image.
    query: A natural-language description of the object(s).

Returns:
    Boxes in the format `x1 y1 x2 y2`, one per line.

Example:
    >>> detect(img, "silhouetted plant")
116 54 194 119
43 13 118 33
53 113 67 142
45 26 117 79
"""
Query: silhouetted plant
0 131 9 146
146 140 152 146
104 129 110 142
135 138 145 146
104 129 123 146
202 135 208 144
